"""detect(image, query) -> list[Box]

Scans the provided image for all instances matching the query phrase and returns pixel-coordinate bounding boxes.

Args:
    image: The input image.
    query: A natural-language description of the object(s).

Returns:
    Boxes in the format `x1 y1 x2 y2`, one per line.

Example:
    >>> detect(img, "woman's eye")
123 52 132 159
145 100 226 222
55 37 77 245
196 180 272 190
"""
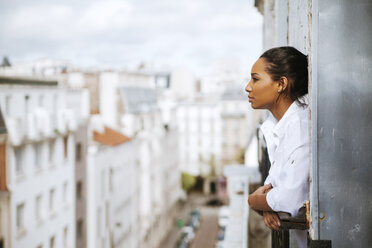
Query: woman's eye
252 77 258 82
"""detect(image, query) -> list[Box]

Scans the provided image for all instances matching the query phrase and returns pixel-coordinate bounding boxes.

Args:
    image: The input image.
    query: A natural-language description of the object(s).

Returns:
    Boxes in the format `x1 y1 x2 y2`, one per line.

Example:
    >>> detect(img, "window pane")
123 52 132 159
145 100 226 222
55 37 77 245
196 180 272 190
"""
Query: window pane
36 195 42 221
35 143 41 169
16 203 25 229
15 147 23 173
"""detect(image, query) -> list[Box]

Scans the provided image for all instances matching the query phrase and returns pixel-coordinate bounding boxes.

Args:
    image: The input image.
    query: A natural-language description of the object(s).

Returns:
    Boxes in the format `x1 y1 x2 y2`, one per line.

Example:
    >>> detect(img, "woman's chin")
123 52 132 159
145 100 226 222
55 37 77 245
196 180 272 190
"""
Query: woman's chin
250 103 264 110
249 102 258 109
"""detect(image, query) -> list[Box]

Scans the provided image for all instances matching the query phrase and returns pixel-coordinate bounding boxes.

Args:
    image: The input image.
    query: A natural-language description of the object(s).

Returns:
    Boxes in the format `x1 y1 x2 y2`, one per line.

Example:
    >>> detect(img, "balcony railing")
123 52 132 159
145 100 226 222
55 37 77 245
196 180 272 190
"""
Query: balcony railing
272 206 308 248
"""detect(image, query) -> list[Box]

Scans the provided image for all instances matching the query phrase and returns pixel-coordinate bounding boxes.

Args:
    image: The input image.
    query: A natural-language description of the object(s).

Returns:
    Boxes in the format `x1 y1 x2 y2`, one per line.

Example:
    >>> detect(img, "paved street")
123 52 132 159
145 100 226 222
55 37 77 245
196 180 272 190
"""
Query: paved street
190 206 219 248
159 193 222 248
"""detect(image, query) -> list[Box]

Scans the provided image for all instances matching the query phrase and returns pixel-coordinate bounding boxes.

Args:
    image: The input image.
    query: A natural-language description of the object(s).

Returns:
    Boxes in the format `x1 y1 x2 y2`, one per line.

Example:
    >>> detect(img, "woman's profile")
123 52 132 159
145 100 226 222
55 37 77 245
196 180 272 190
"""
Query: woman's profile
246 46 310 248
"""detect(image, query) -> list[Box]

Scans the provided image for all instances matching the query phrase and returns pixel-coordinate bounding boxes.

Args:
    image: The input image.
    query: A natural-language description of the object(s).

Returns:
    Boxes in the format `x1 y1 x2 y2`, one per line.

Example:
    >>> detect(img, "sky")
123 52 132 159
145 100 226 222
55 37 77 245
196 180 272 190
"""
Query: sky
0 0 262 76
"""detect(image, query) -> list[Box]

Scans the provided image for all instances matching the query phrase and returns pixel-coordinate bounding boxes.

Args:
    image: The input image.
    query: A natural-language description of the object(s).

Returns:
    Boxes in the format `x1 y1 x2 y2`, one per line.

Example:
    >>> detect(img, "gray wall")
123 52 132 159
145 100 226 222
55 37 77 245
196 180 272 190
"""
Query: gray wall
313 0 372 246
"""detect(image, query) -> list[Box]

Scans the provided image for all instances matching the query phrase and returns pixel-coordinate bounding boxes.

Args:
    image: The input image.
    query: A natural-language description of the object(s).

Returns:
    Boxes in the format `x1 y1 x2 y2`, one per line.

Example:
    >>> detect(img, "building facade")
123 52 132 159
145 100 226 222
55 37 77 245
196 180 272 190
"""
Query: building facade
177 102 222 176
0 76 79 248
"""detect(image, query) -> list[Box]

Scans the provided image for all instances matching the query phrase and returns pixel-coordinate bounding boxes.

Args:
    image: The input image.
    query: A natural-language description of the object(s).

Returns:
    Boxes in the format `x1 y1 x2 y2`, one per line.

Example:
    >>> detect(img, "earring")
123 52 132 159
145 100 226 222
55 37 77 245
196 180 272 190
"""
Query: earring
278 90 281 92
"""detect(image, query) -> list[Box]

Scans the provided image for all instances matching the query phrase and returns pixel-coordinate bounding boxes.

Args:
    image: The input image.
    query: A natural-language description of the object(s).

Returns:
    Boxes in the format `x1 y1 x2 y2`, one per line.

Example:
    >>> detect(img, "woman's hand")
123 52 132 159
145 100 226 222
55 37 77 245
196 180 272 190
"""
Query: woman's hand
263 211 281 231
253 184 272 195
248 184 273 211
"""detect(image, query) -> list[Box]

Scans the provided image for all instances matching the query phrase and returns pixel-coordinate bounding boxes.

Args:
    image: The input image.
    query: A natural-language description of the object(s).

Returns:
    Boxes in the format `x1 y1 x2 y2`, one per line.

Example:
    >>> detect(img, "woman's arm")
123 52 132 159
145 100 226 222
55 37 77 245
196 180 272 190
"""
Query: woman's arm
248 184 281 230
263 211 281 230
248 184 274 211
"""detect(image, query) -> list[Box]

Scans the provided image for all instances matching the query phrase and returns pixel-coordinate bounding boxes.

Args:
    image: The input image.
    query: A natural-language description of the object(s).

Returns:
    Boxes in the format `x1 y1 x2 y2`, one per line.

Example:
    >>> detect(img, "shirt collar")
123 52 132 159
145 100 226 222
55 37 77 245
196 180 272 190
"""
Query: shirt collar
260 102 306 140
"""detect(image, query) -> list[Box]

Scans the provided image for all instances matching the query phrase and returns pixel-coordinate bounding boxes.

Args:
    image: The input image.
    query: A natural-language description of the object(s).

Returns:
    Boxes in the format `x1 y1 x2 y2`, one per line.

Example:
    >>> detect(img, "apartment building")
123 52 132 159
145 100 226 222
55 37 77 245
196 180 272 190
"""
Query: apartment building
86 126 136 248
220 85 253 165
177 102 222 176
0 76 79 248
98 71 181 248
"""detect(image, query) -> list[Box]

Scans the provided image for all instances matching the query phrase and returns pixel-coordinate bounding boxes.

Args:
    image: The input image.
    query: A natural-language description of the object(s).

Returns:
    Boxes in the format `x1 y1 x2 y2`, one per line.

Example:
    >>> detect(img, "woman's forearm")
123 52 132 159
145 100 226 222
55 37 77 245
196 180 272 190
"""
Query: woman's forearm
248 193 273 211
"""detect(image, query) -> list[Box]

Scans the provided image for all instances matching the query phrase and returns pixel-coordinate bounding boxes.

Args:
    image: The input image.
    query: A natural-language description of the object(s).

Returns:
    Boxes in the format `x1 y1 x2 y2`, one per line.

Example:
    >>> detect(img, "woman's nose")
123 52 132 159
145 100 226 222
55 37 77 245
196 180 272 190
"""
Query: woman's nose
245 81 252 92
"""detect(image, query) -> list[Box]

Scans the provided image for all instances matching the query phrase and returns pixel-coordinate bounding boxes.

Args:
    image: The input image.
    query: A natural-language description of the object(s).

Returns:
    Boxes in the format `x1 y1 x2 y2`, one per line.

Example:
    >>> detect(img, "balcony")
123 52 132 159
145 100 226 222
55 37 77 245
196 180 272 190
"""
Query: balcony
5 107 78 145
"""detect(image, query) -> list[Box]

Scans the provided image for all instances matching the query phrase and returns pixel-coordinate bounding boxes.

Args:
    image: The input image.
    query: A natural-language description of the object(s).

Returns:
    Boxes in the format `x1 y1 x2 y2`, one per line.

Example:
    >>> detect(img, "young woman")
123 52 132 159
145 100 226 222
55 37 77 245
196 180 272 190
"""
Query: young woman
246 46 310 248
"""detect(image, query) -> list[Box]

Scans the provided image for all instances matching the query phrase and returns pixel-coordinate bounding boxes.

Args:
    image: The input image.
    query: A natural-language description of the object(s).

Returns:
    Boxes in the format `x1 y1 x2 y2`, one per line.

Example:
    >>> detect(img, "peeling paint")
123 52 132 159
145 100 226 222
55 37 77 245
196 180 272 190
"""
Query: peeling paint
347 224 361 241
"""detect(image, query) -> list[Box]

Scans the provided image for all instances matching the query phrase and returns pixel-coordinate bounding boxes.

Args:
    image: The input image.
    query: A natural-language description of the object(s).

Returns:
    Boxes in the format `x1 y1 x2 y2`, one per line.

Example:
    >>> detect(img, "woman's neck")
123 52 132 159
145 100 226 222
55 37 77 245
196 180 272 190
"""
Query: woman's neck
269 98 294 121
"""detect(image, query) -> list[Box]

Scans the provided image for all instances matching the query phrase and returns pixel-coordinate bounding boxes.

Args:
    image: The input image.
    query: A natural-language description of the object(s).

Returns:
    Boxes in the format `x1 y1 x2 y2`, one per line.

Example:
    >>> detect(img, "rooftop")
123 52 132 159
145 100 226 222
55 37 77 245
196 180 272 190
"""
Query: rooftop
0 76 58 86
119 86 159 114
220 84 247 101
93 127 131 146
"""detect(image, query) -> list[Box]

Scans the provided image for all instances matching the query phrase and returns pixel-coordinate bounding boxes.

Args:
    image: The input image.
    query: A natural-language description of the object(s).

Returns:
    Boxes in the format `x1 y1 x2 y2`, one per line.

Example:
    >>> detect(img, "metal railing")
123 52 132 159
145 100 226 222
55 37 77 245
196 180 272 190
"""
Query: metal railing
272 207 308 248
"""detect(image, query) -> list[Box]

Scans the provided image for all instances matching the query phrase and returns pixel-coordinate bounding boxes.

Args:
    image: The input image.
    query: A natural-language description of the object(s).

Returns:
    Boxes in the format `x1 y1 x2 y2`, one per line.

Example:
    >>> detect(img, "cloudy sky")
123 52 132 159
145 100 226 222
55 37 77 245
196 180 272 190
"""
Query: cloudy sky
0 0 262 76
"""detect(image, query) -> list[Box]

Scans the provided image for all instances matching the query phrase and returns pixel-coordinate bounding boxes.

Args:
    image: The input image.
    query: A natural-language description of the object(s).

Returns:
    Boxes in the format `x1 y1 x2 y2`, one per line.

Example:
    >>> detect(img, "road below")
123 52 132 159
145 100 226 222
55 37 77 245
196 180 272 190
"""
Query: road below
159 193 223 248
190 206 219 248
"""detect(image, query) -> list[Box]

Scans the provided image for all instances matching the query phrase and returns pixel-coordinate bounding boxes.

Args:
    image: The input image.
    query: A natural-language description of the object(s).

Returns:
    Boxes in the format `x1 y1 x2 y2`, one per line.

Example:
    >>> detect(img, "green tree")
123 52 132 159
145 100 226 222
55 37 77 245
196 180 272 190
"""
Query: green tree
181 172 196 192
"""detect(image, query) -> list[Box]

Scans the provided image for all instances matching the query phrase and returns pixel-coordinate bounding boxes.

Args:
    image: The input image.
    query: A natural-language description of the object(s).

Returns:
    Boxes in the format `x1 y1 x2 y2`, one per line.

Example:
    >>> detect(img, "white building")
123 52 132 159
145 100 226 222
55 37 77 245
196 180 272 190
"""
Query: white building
0 58 71 79
170 67 196 101
86 126 136 248
177 101 222 176
0 76 79 248
97 70 181 248
220 85 254 165
222 165 261 248
64 89 90 248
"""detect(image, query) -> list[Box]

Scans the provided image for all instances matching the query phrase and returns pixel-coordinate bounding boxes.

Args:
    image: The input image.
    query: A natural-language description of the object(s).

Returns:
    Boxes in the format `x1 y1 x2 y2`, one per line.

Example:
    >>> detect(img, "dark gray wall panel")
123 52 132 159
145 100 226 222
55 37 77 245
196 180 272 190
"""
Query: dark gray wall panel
316 0 372 247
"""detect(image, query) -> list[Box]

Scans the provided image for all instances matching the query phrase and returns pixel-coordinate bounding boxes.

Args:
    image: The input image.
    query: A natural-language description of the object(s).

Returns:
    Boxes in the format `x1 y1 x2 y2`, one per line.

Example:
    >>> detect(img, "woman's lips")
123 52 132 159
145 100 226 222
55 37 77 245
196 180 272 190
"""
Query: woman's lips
248 96 254 102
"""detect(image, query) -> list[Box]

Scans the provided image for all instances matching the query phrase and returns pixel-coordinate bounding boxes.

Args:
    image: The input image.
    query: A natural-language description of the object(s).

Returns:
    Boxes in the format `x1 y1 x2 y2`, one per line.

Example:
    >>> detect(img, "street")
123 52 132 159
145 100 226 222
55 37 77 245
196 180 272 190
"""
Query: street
159 193 223 248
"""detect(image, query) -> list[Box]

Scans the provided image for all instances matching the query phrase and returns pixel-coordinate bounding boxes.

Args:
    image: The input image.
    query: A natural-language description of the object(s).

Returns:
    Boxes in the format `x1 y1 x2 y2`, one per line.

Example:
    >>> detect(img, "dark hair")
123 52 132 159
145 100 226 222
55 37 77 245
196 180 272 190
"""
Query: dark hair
260 46 308 104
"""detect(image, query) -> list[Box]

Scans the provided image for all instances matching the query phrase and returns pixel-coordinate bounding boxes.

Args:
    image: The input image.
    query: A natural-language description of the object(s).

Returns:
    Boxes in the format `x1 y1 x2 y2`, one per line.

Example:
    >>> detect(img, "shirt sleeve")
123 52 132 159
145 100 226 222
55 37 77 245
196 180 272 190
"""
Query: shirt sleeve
265 144 310 217
264 172 273 185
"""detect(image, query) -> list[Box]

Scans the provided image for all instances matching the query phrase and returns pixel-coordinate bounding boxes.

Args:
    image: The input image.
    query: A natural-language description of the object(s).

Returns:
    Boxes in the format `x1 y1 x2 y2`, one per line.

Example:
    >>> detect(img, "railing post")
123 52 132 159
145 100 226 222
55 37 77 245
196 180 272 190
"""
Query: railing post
271 207 308 248
272 230 289 248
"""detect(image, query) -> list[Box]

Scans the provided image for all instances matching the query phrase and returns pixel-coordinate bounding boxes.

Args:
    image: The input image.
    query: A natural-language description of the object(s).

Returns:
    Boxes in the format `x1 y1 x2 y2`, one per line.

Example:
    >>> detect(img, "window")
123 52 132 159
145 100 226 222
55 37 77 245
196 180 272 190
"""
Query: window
39 95 44 107
63 137 68 160
25 95 29 116
63 226 68 248
49 140 55 166
35 143 42 170
105 202 109 228
15 147 23 174
101 171 105 198
97 208 101 236
16 203 25 230
76 181 82 200
63 182 68 204
49 189 55 213
109 169 114 193
49 236 55 248
53 95 58 113
5 95 11 115
77 219 83 239
75 143 82 162
35 195 42 221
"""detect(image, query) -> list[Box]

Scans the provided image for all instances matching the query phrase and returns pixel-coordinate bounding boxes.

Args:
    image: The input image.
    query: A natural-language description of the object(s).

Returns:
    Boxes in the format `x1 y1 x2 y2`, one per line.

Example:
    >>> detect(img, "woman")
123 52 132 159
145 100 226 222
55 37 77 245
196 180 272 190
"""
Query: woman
246 46 310 248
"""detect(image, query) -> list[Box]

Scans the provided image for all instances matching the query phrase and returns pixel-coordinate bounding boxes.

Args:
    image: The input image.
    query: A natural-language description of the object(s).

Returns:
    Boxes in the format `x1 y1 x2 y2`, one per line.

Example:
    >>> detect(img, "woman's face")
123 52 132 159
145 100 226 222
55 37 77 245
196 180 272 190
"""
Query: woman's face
245 58 279 110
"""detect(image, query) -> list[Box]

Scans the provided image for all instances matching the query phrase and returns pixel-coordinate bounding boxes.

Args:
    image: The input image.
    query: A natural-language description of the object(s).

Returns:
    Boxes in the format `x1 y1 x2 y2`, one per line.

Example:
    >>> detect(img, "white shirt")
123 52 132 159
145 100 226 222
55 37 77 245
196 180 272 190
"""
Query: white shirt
260 102 310 248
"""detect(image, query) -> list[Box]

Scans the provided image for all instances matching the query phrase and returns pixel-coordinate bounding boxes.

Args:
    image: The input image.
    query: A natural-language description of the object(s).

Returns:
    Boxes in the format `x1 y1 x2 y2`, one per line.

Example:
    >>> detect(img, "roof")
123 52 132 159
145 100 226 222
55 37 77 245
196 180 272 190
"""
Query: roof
93 127 131 146
119 87 159 114
0 76 57 86
220 84 247 100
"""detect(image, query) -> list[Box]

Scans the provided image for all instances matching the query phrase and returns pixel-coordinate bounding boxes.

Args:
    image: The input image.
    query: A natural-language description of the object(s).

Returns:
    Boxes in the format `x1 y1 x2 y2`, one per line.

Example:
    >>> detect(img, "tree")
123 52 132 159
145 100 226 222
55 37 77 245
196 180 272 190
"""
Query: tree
181 172 196 193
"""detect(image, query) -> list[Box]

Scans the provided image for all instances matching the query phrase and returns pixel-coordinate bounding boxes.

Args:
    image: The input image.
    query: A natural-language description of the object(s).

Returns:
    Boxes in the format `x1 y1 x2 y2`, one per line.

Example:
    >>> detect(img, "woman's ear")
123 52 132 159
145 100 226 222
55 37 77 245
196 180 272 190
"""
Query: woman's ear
278 76 289 92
